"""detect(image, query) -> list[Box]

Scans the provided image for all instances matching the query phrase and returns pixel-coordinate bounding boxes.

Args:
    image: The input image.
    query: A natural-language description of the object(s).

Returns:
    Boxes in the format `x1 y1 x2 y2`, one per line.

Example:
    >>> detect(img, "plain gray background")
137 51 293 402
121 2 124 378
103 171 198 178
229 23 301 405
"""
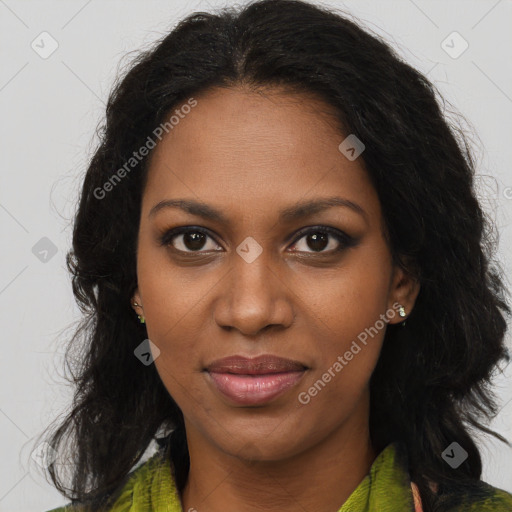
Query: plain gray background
1 0 511 510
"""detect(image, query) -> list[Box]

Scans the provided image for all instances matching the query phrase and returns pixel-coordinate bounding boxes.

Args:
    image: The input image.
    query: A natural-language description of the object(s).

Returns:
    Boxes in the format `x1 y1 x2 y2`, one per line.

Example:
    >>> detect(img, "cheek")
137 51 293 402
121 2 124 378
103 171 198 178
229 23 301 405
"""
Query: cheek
297 316 385 419
137 244 210 340
148 312 206 414
298 246 391 400
303 245 391 335
137 248 209 393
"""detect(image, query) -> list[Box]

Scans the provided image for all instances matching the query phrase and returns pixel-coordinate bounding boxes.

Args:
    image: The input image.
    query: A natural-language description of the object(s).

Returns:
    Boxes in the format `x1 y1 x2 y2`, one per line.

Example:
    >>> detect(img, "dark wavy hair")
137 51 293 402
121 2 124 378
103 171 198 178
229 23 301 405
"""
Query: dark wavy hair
38 1 511 510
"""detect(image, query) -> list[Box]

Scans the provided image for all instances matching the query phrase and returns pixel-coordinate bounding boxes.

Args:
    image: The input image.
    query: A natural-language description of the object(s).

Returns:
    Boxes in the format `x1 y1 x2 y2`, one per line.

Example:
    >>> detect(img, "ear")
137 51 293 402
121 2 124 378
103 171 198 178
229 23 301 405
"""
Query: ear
386 262 420 325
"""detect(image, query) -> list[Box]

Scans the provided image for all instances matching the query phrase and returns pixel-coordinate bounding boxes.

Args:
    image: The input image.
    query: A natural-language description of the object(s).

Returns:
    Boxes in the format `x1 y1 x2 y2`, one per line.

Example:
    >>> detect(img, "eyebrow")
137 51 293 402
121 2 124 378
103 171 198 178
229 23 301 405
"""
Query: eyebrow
148 196 368 224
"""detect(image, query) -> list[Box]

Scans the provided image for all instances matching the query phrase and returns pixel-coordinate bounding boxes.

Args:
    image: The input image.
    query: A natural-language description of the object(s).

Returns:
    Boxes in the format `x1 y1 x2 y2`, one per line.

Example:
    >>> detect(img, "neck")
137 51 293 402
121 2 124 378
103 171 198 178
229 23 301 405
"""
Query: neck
180 405 376 512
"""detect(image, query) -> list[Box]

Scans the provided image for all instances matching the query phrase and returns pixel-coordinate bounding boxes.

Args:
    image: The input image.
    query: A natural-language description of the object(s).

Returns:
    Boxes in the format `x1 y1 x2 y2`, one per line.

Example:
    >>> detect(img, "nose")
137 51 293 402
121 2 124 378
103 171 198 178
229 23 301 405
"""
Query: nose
213 252 295 337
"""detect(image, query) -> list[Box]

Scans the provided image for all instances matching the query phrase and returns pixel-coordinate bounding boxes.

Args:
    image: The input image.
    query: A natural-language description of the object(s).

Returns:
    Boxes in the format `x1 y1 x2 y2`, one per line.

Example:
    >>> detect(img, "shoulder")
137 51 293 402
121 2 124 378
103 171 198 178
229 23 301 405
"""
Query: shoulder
443 480 512 511
45 450 172 512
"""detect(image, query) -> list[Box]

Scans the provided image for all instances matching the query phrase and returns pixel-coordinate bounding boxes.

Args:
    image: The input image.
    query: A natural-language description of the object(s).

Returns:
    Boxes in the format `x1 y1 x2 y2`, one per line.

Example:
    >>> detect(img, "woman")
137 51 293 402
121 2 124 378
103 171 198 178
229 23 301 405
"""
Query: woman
41 0 512 510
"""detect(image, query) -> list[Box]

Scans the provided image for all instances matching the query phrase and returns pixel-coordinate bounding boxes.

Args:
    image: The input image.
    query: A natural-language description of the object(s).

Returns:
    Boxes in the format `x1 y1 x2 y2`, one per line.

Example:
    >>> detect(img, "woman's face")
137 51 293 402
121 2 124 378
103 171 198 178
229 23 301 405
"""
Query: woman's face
133 86 419 461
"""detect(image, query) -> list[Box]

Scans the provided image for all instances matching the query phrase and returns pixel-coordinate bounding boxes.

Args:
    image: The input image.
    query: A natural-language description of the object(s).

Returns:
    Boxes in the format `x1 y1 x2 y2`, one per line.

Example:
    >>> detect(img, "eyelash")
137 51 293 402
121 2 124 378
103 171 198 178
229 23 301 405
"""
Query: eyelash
158 225 358 255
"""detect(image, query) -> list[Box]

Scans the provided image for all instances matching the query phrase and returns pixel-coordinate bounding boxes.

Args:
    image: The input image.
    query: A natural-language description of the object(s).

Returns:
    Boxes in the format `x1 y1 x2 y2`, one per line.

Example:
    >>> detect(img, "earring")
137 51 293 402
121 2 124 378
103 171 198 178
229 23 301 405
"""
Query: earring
398 305 407 327
132 301 145 324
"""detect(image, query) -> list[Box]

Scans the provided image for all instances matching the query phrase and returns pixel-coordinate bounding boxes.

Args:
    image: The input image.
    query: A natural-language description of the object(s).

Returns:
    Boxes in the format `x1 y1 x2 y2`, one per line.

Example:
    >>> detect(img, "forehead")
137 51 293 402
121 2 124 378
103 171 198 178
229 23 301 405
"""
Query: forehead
142 86 380 225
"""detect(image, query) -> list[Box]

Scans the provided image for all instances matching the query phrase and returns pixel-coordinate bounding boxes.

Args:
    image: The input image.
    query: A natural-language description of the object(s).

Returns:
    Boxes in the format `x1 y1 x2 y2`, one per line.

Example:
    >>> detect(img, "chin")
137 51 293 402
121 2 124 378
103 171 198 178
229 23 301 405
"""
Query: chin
213 428 308 463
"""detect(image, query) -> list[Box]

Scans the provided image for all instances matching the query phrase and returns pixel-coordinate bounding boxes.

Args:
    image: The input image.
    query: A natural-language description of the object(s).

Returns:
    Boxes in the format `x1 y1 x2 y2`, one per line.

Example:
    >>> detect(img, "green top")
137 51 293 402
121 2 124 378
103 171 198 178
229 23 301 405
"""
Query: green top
47 442 512 511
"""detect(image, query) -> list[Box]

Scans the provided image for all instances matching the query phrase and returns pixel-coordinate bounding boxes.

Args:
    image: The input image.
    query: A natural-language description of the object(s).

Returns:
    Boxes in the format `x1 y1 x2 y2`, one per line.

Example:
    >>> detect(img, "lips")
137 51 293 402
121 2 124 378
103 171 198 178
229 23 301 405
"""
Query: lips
205 354 308 405
205 354 307 374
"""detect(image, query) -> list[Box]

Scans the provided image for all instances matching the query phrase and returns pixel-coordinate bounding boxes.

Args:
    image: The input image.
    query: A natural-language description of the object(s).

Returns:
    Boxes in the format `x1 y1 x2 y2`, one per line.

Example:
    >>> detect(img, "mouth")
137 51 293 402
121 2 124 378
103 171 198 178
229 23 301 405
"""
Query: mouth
205 354 308 374
204 354 308 406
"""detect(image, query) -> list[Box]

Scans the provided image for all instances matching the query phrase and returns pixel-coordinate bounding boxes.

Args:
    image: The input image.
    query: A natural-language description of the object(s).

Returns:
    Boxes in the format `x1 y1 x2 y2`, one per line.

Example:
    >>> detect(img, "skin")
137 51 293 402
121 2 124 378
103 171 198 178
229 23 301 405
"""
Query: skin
131 86 420 512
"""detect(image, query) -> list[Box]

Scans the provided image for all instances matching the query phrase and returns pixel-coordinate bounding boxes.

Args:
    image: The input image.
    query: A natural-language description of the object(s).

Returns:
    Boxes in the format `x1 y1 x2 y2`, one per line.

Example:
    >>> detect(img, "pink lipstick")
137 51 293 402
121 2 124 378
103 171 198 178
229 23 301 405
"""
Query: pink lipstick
205 354 307 406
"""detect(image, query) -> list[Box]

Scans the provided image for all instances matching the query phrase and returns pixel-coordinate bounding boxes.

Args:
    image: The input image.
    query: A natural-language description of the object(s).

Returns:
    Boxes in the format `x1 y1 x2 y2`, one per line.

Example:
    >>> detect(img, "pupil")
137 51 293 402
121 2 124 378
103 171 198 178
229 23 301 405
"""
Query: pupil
307 232 328 252
184 232 206 251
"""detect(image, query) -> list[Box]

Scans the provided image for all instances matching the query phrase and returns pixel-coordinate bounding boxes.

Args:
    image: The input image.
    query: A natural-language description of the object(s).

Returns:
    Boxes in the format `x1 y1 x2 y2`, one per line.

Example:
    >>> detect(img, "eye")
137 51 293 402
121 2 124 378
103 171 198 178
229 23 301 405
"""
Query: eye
159 227 222 253
288 226 356 254
159 225 357 255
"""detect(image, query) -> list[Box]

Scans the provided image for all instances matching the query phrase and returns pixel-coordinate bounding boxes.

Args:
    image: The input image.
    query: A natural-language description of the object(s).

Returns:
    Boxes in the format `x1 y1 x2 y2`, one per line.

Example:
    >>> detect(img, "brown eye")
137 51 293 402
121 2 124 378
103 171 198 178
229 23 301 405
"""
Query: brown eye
288 227 356 254
160 227 222 253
